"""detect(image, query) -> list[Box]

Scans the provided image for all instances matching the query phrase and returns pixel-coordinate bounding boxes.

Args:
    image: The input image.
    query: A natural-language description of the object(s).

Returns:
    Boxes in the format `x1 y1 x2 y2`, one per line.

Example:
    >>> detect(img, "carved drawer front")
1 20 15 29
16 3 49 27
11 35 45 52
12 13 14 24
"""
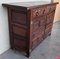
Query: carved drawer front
14 38 26 51
32 16 46 32
40 25 45 34
39 31 44 41
32 32 44 49
32 20 40 31
40 16 46 26
32 31 44 41
45 25 52 34
32 37 39 49
13 26 26 37
11 10 27 25
32 25 45 40
46 23 53 28
32 29 39 39
46 5 56 13
38 32 44 43
47 12 55 24
32 7 46 19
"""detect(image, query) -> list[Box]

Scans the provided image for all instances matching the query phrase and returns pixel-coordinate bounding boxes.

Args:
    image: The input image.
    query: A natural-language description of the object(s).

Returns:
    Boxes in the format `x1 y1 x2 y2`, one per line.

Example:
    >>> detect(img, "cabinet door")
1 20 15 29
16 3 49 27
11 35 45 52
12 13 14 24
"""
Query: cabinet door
31 16 46 32
31 16 46 39
11 10 27 25
31 16 46 49
45 11 55 37
46 11 55 24
32 19 40 32
14 38 26 51
45 23 52 35
31 6 47 19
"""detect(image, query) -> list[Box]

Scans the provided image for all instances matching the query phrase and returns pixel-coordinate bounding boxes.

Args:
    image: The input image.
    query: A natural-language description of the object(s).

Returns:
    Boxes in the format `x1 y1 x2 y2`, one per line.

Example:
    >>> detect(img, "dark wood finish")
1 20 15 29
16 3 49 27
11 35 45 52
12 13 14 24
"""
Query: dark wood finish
2 1 58 58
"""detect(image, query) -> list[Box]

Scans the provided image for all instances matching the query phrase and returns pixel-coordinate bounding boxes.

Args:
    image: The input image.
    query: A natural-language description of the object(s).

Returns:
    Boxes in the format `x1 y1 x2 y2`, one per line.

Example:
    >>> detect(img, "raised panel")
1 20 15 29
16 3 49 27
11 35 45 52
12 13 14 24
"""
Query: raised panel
39 25 45 35
32 38 39 49
32 25 45 40
47 11 55 24
32 29 39 39
46 23 53 28
32 20 40 31
11 10 27 25
32 16 46 32
31 7 46 19
46 5 56 13
13 26 26 37
14 38 26 51
45 25 52 35
39 16 46 26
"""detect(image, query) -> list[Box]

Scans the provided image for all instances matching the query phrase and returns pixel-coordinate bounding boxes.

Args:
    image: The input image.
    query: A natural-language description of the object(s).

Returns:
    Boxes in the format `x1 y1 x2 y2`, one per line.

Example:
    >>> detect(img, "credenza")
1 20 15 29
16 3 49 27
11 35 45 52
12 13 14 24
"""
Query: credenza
2 1 58 57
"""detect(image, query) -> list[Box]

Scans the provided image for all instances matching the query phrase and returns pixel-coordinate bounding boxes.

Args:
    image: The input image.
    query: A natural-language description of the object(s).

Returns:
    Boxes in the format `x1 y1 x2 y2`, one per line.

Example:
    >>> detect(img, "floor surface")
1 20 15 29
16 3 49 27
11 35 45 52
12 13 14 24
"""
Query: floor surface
0 21 60 59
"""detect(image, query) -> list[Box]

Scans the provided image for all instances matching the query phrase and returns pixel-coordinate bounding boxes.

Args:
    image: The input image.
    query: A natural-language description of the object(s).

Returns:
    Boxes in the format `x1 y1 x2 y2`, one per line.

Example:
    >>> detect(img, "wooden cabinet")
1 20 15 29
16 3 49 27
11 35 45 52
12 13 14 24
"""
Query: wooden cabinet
2 1 58 58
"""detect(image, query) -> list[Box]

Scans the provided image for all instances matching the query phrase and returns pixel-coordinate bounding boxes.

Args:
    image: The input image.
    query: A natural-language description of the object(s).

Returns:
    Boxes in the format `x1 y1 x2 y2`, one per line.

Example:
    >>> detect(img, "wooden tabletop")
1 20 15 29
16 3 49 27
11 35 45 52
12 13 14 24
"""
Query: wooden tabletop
2 1 58 8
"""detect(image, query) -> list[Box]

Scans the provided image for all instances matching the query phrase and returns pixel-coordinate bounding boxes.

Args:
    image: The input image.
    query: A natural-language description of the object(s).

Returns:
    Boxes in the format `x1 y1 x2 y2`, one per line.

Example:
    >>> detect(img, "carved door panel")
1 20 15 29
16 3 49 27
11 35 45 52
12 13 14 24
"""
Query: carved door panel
32 19 40 39
32 19 40 32
31 16 46 49
47 11 55 24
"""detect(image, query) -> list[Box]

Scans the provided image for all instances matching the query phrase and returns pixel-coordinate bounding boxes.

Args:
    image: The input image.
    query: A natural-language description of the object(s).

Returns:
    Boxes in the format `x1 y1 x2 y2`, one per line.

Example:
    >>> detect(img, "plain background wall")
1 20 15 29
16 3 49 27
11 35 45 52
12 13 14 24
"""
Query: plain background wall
53 0 60 22
0 0 51 54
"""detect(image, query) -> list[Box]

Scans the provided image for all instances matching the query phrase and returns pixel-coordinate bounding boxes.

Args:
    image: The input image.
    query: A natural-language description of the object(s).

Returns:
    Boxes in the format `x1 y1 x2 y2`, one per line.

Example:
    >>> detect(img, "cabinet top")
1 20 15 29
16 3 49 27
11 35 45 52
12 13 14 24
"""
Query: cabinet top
2 1 58 9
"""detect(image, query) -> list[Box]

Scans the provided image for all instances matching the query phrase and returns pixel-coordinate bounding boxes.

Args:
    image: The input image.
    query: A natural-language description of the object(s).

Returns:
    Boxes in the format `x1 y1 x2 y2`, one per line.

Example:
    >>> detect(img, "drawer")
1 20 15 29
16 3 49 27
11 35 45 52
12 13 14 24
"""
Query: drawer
40 25 45 31
14 38 26 51
32 19 40 31
46 23 53 28
39 27 45 37
39 29 44 39
32 26 44 40
11 10 27 25
47 12 55 24
31 16 46 31
13 25 26 37
32 31 44 41
31 7 46 19
46 5 56 13
32 38 39 49
32 29 39 39
32 27 45 40
40 16 46 26
32 34 43 49
45 25 52 34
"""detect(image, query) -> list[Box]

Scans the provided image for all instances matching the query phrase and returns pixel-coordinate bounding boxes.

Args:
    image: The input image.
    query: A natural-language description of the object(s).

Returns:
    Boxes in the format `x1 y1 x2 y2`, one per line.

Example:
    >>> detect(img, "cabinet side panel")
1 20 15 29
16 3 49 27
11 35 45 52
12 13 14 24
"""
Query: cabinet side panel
8 8 14 49
8 8 28 52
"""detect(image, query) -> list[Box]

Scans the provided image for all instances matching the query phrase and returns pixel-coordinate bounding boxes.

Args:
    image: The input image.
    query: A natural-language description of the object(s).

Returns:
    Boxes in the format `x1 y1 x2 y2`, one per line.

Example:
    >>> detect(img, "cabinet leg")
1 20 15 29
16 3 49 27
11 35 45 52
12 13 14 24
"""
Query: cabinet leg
10 46 14 49
26 50 30 58
49 32 51 36
26 52 30 58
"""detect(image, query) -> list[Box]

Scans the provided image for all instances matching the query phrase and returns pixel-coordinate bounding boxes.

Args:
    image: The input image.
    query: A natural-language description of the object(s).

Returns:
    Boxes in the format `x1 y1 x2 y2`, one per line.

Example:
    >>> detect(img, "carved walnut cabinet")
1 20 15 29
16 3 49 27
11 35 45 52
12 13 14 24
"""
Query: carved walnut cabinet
2 1 58 57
